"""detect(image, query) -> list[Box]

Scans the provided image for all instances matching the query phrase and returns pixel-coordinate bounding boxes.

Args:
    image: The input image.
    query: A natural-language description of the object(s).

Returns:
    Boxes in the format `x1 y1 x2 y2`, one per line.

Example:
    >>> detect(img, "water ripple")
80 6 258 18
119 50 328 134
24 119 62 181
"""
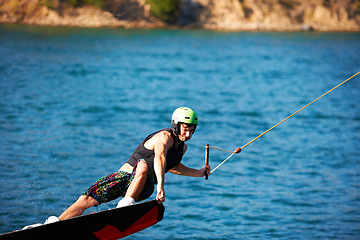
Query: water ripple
1 25 360 239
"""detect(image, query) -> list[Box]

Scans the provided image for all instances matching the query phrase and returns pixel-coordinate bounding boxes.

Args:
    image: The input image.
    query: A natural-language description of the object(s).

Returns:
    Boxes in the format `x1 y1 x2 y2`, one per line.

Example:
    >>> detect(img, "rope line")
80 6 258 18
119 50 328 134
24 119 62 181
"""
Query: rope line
208 146 235 153
210 70 360 175
210 152 235 174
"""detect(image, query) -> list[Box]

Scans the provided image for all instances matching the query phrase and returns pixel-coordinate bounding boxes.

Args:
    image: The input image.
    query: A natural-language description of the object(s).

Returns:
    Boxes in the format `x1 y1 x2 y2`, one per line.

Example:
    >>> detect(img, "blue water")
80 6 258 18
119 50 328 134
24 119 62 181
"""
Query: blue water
1 24 360 239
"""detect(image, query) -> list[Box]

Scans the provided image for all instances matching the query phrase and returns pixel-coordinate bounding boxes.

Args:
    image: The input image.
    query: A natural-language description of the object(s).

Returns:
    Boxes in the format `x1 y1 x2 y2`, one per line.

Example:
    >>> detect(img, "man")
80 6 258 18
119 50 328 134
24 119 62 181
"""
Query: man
28 107 210 226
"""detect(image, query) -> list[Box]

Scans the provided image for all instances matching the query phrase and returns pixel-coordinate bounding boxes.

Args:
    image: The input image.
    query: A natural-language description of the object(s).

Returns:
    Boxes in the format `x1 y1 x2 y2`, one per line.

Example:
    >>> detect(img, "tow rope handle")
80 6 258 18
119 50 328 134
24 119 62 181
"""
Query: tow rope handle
205 144 209 180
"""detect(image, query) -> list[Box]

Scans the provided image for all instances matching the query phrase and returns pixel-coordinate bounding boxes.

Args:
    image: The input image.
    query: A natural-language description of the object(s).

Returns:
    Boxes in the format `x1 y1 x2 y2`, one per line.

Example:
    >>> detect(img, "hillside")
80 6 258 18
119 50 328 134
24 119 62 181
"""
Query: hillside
1 0 360 31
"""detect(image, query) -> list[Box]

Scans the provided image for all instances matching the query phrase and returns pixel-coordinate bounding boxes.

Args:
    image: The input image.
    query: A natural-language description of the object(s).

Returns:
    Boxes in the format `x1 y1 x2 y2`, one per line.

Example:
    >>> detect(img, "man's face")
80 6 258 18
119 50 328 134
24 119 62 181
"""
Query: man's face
178 123 195 142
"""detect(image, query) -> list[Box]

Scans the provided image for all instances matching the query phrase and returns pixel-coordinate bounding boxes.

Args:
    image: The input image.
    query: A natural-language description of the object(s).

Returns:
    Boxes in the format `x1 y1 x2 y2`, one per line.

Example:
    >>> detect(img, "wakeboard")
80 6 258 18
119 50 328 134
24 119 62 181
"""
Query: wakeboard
0 199 164 240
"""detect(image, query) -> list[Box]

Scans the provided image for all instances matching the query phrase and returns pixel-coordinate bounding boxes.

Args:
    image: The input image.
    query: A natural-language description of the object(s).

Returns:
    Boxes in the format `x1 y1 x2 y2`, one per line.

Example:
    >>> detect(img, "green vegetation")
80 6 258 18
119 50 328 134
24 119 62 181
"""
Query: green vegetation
40 0 57 9
40 0 181 23
80 0 104 9
40 0 105 10
147 0 180 24
357 0 360 15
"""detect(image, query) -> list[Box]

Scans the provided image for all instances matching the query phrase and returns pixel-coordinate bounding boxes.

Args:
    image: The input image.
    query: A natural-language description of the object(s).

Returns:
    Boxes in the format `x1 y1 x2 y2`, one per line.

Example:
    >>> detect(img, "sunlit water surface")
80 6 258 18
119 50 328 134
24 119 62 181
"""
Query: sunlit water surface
1 24 360 239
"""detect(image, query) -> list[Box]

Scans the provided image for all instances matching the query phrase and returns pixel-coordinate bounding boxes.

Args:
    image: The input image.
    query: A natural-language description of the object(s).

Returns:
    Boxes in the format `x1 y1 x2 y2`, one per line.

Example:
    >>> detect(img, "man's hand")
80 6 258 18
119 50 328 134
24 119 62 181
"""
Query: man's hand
156 185 165 203
201 165 211 177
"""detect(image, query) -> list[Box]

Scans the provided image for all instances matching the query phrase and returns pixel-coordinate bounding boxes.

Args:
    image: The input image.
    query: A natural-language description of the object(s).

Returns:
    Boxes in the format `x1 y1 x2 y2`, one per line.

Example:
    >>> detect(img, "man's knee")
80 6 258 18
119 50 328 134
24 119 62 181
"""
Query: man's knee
78 195 98 208
136 160 148 176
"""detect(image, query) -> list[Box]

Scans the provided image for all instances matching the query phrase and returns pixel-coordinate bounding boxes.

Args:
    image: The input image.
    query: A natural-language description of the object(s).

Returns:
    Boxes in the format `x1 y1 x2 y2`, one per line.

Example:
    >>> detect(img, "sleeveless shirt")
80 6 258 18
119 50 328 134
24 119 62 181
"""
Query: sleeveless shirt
126 128 184 173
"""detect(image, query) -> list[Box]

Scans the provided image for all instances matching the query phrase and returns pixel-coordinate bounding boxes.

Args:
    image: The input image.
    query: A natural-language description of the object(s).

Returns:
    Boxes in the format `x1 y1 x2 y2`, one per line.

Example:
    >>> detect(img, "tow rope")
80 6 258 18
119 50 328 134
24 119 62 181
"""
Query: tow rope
206 70 360 177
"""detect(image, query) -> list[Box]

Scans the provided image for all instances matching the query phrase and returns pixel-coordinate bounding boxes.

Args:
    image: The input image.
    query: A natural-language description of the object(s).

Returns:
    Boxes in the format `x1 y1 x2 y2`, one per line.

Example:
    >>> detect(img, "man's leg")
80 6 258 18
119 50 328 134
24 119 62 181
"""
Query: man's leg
117 160 148 207
58 195 99 220
126 160 148 198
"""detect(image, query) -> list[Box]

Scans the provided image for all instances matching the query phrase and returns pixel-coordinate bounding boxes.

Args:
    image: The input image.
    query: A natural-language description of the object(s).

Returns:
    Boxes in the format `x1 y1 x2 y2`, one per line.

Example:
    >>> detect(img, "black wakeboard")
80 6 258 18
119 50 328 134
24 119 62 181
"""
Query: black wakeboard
0 199 164 240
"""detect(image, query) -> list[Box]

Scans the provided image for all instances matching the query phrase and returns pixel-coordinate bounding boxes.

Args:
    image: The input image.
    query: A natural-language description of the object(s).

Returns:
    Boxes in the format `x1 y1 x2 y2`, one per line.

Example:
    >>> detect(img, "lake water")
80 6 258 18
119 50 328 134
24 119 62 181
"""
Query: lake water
0 24 360 239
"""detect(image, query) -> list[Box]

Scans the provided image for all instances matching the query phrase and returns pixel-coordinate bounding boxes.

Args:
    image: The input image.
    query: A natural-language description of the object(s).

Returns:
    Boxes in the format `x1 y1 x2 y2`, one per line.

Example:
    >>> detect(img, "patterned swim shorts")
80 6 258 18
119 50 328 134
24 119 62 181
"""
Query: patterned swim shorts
83 160 155 205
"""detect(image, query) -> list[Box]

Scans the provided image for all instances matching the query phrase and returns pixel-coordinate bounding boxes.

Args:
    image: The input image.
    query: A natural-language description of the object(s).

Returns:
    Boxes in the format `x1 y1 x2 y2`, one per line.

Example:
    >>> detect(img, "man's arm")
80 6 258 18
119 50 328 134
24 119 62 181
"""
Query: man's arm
153 131 173 203
169 163 210 177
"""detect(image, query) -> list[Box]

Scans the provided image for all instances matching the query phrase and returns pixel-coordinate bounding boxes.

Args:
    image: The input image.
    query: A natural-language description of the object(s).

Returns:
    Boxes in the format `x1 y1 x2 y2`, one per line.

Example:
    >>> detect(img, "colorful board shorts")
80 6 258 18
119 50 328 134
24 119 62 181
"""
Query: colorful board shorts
83 159 155 206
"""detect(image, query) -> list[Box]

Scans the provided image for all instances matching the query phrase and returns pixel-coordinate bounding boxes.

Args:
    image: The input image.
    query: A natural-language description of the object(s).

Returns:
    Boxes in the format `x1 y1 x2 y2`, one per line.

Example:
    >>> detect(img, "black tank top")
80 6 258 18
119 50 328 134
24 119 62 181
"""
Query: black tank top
126 128 184 173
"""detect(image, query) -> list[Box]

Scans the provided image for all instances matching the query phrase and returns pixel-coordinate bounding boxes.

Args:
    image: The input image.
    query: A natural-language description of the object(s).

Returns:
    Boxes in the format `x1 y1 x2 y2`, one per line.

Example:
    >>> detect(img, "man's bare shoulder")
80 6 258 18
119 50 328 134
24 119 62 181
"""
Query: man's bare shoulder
158 130 172 137
144 130 173 150
154 130 173 143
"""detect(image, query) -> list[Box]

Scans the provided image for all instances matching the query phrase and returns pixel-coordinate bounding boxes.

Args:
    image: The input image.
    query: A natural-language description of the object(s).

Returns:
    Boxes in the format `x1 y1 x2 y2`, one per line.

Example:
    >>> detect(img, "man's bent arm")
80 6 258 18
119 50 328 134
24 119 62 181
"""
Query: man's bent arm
169 163 210 177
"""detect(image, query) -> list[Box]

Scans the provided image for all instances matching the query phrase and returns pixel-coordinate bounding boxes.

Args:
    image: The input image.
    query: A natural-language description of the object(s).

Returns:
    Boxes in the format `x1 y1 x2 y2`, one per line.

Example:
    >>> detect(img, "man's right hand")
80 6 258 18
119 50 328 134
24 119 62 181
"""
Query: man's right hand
156 185 165 203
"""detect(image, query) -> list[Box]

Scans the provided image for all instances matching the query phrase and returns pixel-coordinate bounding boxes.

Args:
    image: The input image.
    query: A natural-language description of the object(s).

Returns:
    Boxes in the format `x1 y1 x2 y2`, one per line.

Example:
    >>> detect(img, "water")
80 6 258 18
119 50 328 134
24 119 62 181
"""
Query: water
0 24 360 239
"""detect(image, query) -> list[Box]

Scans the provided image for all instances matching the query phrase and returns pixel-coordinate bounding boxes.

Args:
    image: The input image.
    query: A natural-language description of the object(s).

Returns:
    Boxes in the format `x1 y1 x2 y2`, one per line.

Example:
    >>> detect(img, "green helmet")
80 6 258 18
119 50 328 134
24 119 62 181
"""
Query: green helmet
172 107 198 134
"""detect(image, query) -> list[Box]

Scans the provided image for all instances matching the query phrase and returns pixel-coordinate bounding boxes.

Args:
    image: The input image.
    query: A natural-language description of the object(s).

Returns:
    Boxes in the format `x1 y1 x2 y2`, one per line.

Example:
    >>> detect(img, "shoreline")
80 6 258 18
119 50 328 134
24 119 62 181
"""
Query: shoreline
1 1 360 32
2 21 360 33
